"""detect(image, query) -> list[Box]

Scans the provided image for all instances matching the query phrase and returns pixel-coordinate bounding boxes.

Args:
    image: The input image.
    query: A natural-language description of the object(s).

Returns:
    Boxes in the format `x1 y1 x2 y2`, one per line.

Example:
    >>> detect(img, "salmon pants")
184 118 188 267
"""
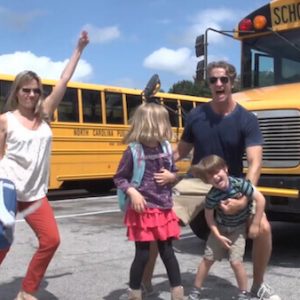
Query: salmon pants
0 197 60 293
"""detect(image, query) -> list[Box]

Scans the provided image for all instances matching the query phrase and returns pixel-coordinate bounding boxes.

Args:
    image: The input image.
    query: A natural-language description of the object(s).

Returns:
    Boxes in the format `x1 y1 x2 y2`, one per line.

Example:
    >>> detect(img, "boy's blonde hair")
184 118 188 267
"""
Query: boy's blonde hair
190 154 227 184
123 102 173 144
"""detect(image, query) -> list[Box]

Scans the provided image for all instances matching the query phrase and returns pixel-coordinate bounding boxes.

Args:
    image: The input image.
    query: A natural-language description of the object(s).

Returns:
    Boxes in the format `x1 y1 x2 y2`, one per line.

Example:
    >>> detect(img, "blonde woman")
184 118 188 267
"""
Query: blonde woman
114 103 184 300
0 31 89 300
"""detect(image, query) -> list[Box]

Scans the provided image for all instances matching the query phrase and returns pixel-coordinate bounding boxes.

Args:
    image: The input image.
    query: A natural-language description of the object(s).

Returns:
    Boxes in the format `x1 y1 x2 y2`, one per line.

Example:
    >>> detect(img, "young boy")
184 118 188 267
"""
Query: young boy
187 154 266 300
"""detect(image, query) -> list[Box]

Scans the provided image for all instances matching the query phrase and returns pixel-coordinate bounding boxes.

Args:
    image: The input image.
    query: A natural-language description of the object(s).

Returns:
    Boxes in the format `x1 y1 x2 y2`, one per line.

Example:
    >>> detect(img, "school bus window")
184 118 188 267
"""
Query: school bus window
180 100 194 127
282 58 300 83
0 80 11 113
82 89 102 123
254 53 275 87
126 94 142 121
105 92 124 124
163 99 178 127
40 84 55 121
57 87 79 122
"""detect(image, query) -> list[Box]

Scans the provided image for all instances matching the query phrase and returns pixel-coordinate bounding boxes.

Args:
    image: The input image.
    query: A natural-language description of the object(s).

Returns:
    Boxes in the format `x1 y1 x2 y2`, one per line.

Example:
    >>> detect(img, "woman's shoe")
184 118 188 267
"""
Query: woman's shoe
15 291 38 300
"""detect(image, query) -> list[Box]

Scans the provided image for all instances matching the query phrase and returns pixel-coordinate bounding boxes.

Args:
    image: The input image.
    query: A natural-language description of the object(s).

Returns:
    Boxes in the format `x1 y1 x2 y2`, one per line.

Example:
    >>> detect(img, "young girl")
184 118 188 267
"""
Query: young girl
0 31 89 300
114 103 184 300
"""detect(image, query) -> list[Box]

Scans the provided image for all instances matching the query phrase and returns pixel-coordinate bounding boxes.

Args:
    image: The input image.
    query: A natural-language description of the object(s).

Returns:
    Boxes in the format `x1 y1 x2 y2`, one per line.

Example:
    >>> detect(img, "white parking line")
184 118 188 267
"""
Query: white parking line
16 208 120 223
49 196 117 204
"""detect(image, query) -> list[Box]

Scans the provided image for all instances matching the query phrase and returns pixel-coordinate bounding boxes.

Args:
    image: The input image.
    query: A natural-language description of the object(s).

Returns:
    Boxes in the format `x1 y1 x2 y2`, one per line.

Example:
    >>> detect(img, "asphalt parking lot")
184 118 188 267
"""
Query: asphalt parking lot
1 196 300 299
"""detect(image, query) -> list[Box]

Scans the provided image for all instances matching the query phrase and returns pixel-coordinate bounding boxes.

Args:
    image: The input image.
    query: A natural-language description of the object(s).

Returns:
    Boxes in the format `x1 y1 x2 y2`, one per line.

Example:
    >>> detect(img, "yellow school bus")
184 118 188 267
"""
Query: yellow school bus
0 74 208 190
190 0 300 236
234 0 300 221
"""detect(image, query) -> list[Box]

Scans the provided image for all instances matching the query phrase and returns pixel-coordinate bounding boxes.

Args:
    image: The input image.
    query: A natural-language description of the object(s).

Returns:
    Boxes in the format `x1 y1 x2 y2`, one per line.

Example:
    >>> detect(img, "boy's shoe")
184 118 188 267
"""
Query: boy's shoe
188 287 202 300
237 290 251 300
250 283 281 300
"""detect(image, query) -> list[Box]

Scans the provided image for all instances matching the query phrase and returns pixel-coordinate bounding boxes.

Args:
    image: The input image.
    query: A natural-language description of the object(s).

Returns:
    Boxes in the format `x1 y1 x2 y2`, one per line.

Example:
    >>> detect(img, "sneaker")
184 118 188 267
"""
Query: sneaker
251 283 281 300
237 290 251 300
188 287 202 300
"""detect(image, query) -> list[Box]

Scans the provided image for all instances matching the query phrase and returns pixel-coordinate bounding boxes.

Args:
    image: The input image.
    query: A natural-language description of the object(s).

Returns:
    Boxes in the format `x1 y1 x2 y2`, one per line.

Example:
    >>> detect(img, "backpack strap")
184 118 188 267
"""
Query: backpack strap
117 142 146 211
129 142 145 187
160 140 173 168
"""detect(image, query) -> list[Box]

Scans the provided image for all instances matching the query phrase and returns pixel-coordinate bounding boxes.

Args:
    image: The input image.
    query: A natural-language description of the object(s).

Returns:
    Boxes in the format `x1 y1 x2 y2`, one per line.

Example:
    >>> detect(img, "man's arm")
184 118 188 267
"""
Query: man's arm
173 140 193 162
248 187 266 239
245 145 262 185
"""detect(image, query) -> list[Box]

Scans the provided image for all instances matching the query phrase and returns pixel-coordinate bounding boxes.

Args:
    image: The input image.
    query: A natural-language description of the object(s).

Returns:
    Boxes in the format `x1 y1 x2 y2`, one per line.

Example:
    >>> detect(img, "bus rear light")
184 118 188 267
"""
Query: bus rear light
239 18 253 31
253 15 267 30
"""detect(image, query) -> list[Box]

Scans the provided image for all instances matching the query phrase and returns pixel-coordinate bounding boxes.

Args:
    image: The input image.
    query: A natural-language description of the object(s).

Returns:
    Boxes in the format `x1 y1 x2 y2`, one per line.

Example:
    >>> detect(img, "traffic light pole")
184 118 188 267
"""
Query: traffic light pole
195 28 235 81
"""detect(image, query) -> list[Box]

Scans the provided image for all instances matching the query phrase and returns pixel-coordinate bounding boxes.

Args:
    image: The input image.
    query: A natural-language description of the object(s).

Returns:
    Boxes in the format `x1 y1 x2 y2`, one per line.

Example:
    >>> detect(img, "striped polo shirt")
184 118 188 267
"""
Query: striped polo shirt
205 176 254 227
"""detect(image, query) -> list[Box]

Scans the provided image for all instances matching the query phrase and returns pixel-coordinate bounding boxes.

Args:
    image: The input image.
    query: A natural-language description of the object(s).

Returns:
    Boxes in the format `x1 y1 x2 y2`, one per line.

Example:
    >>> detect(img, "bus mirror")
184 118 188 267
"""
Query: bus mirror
196 60 205 81
195 35 205 57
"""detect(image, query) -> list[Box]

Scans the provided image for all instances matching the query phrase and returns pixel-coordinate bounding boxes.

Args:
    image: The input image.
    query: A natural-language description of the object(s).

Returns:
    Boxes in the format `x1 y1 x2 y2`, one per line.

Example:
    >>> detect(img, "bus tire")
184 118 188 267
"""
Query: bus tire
189 209 210 241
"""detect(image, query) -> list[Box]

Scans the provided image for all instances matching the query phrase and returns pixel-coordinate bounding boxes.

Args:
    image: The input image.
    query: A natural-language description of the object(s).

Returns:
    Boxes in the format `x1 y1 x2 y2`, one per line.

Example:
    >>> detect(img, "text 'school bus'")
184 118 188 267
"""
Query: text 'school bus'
189 0 300 238
0 74 208 191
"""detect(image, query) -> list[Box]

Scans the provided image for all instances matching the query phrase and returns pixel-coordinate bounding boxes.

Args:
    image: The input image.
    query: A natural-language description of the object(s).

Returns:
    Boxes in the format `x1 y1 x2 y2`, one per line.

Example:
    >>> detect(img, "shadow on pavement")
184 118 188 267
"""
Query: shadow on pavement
174 222 300 269
103 270 241 300
0 272 72 300
0 278 57 300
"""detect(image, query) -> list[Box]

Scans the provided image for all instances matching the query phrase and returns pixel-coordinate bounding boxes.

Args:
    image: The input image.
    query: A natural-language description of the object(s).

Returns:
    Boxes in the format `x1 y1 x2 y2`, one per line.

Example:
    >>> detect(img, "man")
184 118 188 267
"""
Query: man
174 61 280 300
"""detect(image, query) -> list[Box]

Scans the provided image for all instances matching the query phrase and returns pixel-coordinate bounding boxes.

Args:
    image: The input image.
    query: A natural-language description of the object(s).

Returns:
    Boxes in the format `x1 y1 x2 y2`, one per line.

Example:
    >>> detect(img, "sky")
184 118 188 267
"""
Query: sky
0 0 268 91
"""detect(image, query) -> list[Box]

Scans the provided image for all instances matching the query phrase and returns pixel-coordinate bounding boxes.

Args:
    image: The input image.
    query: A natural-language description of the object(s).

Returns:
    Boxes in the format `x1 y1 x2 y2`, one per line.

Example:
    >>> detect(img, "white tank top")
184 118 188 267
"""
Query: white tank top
0 112 52 202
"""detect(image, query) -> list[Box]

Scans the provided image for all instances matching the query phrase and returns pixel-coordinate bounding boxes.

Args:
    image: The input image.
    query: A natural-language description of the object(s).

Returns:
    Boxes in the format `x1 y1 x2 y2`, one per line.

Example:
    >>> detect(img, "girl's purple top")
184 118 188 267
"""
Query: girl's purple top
113 143 177 209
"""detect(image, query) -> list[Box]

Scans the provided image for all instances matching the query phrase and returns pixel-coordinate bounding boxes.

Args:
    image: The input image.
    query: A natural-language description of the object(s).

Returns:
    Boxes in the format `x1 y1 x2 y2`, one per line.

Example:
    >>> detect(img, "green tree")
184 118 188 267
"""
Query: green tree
168 79 211 97
169 75 243 96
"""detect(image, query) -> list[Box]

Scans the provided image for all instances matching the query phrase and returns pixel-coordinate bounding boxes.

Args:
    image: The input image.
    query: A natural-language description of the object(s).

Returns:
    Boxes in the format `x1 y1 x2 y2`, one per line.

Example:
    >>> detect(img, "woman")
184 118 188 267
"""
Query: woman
0 31 89 300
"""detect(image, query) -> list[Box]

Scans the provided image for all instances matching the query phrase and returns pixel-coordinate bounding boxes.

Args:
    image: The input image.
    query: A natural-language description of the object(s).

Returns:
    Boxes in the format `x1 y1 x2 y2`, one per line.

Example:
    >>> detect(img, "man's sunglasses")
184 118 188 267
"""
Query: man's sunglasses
208 76 229 84
21 88 41 95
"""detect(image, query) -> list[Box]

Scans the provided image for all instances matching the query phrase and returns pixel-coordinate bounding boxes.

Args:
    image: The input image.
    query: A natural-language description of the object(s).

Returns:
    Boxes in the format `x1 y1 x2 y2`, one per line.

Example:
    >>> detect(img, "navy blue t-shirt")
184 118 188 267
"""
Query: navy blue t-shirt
181 102 263 177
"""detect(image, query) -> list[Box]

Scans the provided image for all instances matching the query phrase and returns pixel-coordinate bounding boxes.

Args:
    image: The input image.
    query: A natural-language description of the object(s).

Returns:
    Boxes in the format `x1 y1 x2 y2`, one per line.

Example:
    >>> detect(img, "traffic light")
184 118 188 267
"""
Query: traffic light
196 60 205 81
195 34 205 57
195 34 207 81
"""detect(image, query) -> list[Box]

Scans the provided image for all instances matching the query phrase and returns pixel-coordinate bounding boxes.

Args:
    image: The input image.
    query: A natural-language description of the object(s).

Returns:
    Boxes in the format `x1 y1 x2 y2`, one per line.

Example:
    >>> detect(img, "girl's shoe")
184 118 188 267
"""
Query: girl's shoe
171 285 185 300
15 291 38 300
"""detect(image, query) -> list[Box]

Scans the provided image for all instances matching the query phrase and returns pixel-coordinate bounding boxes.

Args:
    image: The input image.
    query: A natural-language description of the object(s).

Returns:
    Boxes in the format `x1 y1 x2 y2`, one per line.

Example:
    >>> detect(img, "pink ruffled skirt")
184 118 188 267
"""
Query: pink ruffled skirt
124 207 180 241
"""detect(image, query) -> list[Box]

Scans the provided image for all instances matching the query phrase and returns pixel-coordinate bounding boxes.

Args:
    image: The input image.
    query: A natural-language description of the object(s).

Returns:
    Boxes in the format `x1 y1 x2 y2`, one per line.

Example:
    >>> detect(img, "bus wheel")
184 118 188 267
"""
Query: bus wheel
189 209 210 240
